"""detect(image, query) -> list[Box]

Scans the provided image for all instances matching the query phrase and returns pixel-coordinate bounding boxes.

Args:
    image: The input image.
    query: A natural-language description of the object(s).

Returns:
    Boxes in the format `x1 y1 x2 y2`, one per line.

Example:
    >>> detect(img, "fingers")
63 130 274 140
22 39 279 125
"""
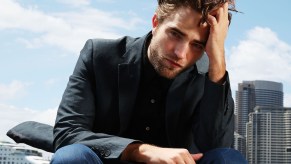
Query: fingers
170 151 203 164
183 150 196 164
172 149 196 164
207 2 229 27
192 153 203 161
170 149 198 164
217 3 229 23
139 146 201 164
207 14 217 27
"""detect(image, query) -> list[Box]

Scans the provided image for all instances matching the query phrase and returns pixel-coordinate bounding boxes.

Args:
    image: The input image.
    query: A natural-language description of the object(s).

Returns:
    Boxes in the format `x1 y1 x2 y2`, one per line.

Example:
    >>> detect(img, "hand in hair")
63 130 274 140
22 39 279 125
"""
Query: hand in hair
204 2 230 84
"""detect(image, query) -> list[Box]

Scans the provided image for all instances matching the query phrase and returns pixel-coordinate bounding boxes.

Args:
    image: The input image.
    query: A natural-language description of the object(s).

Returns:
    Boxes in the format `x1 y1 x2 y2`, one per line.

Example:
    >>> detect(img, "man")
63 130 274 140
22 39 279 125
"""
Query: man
52 0 247 163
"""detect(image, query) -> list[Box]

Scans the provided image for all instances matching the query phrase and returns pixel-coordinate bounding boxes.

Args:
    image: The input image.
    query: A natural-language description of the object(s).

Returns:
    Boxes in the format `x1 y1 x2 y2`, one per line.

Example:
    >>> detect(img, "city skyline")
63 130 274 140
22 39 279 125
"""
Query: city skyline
235 80 284 158
1 0 291 143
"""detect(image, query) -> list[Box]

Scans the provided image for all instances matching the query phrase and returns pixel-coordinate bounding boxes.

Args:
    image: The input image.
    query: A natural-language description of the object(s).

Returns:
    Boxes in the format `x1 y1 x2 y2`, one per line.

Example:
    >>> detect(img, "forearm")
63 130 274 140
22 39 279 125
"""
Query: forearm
53 122 137 160
205 3 229 84
120 143 144 162
208 51 226 84
53 88 137 159
194 76 234 152
53 43 138 159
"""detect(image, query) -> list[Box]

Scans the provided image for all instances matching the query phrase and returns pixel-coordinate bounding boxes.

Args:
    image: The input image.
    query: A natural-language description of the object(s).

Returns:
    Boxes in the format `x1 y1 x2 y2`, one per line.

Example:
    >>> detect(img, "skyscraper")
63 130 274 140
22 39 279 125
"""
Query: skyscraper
247 106 291 163
235 80 283 157
251 81 283 107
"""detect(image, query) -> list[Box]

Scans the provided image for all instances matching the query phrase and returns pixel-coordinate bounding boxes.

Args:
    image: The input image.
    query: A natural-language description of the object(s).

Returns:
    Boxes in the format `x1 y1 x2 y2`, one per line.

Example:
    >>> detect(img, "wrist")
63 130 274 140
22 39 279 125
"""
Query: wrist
207 51 226 84
208 62 226 84
121 143 142 162
121 143 158 163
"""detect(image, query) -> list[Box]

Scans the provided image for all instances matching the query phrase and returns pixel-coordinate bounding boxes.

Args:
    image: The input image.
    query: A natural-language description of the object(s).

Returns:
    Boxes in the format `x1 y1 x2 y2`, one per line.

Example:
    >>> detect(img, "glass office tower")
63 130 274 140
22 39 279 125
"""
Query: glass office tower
235 80 283 157
247 106 291 164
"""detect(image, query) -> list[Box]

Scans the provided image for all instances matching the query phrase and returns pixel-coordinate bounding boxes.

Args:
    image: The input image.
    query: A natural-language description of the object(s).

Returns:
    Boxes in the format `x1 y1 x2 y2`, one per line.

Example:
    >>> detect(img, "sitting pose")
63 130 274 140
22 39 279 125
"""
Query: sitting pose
52 0 247 163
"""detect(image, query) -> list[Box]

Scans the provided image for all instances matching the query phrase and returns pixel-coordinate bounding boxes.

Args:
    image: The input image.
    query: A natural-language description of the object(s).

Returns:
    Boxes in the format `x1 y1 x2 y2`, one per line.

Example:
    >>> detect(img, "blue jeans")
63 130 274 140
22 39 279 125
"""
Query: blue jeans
51 144 247 164
51 144 103 164
197 148 247 164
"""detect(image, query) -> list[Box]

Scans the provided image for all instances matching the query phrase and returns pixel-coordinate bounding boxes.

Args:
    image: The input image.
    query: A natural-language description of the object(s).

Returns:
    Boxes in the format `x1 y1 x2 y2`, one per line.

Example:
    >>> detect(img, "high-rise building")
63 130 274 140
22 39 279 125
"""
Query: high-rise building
246 106 291 164
251 81 283 107
235 80 283 157
233 132 245 154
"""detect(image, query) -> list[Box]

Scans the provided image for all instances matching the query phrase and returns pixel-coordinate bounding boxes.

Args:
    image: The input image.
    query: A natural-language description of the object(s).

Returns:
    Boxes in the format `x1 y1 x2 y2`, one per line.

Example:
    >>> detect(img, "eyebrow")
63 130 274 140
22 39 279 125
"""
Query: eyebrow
169 27 207 46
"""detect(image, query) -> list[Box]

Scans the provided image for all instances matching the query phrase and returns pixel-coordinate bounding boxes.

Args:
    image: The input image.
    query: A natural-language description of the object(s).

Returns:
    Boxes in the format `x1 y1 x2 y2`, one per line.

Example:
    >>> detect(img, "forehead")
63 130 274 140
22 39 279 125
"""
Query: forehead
159 7 209 40
163 7 203 29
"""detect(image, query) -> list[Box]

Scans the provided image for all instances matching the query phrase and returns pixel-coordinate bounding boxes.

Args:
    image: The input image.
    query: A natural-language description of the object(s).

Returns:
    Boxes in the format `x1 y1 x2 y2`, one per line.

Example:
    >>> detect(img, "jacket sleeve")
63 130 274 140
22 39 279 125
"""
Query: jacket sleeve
193 72 235 153
53 39 137 161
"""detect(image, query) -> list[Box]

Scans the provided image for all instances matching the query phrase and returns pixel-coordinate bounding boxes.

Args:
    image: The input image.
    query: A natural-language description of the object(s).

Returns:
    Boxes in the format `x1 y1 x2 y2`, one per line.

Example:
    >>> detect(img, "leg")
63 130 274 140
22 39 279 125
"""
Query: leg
51 144 103 164
198 148 247 164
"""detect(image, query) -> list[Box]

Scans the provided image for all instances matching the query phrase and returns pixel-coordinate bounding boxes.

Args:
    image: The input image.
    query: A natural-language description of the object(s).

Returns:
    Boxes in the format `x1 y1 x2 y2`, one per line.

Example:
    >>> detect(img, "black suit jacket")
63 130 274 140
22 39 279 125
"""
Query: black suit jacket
53 33 234 161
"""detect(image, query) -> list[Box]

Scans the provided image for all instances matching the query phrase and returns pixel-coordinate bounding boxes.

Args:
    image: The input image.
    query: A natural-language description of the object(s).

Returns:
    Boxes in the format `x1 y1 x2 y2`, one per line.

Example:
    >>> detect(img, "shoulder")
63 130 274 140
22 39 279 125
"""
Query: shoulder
77 32 150 70
76 36 138 65
82 36 138 57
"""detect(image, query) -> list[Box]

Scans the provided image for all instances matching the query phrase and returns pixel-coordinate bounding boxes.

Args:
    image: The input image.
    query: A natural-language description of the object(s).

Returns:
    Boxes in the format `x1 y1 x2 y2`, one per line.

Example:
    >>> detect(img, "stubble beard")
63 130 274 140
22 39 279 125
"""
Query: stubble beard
148 45 183 79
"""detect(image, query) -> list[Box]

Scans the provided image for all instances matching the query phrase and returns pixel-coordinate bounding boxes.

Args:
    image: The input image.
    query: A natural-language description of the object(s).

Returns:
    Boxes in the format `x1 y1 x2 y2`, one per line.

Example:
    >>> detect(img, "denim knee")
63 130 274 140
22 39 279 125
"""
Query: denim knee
198 148 247 164
51 144 103 164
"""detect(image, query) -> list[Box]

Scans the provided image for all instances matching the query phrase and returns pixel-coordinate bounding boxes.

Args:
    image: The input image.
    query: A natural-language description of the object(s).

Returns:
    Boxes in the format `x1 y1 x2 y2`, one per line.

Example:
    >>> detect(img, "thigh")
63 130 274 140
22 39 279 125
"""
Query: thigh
198 148 247 164
51 144 103 164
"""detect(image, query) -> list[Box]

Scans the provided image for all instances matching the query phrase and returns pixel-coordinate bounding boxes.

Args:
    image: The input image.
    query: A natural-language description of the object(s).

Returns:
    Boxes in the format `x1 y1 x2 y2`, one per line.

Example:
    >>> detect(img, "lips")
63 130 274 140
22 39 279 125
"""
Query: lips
165 58 182 68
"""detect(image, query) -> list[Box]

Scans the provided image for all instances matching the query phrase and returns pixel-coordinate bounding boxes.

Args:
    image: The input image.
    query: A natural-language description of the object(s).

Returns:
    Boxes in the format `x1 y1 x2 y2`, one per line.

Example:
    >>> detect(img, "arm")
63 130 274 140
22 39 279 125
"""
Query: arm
193 73 234 152
205 2 230 84
194 3 234 152
53 39 137 160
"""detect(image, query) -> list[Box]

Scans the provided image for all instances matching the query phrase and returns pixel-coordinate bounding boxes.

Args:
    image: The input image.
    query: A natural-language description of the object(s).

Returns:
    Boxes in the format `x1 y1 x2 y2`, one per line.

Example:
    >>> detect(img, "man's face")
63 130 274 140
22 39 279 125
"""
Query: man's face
148 7 209 79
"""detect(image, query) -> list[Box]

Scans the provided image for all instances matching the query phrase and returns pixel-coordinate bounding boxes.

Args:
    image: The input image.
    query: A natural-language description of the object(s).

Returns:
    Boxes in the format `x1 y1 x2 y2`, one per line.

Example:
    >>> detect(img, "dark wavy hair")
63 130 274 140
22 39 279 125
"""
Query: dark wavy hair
156 0 237 25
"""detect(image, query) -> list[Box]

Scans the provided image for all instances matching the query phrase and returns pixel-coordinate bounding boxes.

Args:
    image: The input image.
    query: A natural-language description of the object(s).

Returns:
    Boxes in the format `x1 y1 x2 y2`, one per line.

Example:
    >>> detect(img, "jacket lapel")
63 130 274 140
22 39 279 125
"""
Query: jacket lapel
118 63 140 134
118 34 148 134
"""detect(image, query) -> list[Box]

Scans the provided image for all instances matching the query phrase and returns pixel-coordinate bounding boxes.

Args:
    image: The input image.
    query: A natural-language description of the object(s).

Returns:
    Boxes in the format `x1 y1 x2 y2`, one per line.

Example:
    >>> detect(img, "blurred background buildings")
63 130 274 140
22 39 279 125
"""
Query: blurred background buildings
234 80 291 163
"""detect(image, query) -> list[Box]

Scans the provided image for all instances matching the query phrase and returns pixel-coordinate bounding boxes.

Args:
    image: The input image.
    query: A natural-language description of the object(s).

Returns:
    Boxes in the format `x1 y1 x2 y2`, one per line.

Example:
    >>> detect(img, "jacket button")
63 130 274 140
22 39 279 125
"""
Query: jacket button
91 146 99 151
145 126 150 131
100 150 105 156
104 150 111 157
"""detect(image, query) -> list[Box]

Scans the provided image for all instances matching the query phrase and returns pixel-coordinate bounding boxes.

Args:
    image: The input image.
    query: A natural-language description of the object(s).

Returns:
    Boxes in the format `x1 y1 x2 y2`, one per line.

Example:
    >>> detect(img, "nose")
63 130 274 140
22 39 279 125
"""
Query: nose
174 42 188 59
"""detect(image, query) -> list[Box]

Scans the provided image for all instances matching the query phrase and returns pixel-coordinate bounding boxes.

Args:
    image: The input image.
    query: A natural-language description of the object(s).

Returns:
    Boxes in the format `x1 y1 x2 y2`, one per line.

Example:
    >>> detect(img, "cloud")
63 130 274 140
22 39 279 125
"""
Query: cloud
0 81 29 101
0 0 69 33
0 0 145 54
0 103 57 142
95 0 116 3
227 27 291 105
56 0 90 7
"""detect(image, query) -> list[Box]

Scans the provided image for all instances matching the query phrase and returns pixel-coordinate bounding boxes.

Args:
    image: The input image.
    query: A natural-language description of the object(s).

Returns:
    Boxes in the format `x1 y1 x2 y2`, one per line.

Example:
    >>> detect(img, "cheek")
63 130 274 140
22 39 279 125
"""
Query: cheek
152 30 177 56
152 36 166 54
159 36 176 54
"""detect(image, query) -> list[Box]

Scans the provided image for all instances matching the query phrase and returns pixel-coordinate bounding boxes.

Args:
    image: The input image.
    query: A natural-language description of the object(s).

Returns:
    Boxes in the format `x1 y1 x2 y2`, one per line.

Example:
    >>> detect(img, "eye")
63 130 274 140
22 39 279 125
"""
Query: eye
169 30 180 39
191 42 205 51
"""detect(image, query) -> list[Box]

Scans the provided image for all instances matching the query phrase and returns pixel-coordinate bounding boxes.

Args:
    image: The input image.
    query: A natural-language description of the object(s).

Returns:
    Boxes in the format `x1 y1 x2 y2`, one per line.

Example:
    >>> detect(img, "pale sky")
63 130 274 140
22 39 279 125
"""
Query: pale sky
1 0 291 143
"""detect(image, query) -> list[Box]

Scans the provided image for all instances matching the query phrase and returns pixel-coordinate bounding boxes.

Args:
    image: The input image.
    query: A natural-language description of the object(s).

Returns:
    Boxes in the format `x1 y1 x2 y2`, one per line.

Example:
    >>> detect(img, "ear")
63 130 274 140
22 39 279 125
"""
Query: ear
152 13 159 33
152 13 159 27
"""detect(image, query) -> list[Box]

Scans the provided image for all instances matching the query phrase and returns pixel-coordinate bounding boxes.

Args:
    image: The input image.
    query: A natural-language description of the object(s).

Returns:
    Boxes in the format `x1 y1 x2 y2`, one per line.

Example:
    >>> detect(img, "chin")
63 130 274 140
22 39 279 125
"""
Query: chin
159 70 181 79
